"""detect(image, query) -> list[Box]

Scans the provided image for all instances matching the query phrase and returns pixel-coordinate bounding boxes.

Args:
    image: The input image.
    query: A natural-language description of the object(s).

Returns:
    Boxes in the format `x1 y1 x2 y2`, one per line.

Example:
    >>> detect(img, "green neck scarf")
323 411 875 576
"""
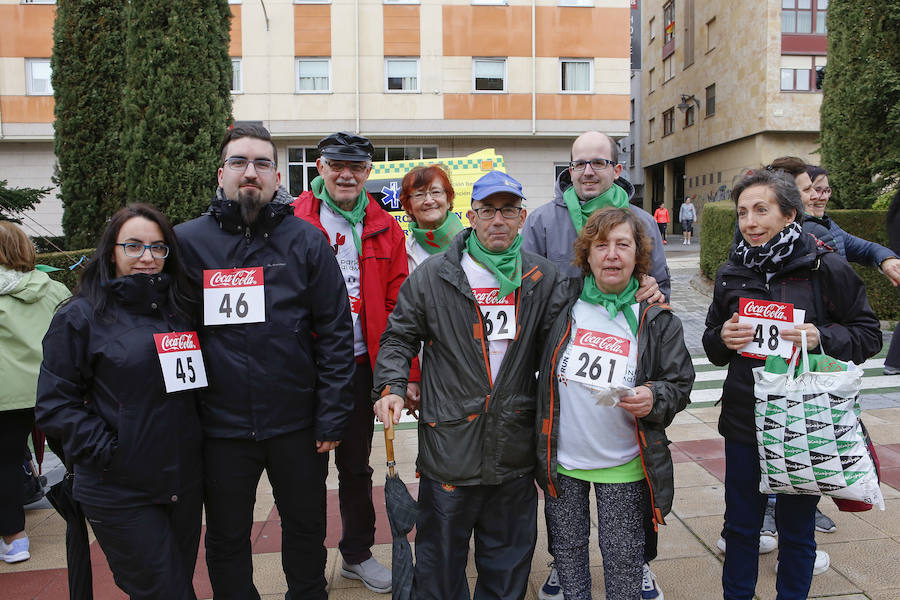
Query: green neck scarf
580 275 640 337
312 176 368 254
564 184 629 234
464 231 523 300
411 212 464 255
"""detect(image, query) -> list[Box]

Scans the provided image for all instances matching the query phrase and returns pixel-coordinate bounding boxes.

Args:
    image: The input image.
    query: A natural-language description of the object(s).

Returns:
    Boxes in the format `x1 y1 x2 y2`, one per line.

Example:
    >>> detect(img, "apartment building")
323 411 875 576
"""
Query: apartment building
640 0 828 229
0 0 632 236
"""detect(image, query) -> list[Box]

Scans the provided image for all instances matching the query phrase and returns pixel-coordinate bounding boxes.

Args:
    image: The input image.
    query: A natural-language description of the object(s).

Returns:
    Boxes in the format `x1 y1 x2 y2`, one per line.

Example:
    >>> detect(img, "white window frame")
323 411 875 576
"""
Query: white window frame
230 58 242 94
25 59 53 96
557 0 593 6
385 58 420 93
296 58 332 94
559 58 593 93
384 0 420 3
471 0 507 5
294 0 331 4
22 0 57 4
472 58 507 93
663 55 674 82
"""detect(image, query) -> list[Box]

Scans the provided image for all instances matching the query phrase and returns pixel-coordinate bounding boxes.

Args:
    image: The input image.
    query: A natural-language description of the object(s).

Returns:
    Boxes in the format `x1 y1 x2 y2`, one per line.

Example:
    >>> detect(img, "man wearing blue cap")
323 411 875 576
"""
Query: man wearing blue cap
373 170 567 599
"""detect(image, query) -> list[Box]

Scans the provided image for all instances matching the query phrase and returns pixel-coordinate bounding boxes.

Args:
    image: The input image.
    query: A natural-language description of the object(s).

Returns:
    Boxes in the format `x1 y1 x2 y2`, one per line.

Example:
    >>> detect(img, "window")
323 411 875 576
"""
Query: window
705 83 715 116
648 68 655 93
717 171 722 184
781 68 812 91
662 108 675 136
554 163 569 183
473 58 506 92
560 59 592 92
702 174 706 185
684 104 695 127
649 16 656 41
22 0 57 3
556 0 592 5
629 144 635 168
683 0 694 68
663 56 674 82
815 65 825 90
473 0 508 5
630 99 635 123
663 1 675 44
706 17 717 52
287 147 321 197
296 59 331 92
385 58 419 92
231 59 242 93
371 145 437 162
782 0 827 34
648 117 655 143
26 59 52 95
384 0 420 4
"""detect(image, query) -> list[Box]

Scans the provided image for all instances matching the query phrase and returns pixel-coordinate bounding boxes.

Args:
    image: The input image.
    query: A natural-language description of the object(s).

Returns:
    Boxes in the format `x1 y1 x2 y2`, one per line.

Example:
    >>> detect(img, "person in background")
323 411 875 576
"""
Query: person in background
399 164 463 273
0 222 69 564
885 189 900 375
36 204 202 598
653 203 670 245
679 196 696 245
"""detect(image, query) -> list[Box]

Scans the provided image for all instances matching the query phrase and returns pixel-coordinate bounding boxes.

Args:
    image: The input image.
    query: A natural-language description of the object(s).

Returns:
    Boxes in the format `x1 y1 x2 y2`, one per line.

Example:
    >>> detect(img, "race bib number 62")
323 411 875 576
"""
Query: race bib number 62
203 267 266 325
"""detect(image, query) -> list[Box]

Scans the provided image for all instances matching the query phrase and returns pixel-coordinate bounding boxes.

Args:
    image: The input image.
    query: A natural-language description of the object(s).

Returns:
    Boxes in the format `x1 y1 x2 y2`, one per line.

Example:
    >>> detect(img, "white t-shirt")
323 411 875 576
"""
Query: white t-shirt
319 203 367 357
556 299 640 470
461 253 512 383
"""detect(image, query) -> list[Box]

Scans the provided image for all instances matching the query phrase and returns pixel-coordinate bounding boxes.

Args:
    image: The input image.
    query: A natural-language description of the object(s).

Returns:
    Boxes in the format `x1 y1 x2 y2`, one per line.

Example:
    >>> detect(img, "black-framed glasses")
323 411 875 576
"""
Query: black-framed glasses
471 206 523 220
411 188 446 202
569 158 617 172
325 159 370 174
115 242 170 259
223 157 276 173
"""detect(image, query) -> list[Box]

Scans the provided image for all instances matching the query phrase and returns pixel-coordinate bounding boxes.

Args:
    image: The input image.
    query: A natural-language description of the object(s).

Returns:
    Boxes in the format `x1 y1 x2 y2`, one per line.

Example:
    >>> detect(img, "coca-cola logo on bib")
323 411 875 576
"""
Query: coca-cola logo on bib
472 287 514 305
740 298 792 322
574 329 630 356
203 267 263 288
154 331 200 354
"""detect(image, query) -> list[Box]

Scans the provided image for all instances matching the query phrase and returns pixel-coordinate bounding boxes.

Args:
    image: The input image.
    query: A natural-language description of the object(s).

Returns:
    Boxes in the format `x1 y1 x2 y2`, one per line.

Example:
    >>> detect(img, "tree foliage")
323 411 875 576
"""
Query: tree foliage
53 0 127 248
122 2 233 224
0 180 51 223
820 1 900 208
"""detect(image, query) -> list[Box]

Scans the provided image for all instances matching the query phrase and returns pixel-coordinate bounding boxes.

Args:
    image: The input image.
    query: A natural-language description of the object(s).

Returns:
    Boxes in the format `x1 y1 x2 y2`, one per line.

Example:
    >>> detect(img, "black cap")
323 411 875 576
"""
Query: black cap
317 132 374 161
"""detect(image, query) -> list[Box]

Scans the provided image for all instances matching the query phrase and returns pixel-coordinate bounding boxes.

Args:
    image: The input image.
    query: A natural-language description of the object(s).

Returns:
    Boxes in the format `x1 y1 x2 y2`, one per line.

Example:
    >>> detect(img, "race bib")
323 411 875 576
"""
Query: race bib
154 331 208 393
561 328 630 389
203 267 265 325
473 287 516 341
738 298 801 359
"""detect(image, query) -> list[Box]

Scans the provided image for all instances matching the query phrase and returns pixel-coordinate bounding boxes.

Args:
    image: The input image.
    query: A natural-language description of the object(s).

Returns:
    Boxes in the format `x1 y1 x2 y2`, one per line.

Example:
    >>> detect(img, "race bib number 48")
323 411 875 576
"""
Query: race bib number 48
738 298 798 359
562 329 630 389
473 287 516 341
203 267 265 325
154 331 208 393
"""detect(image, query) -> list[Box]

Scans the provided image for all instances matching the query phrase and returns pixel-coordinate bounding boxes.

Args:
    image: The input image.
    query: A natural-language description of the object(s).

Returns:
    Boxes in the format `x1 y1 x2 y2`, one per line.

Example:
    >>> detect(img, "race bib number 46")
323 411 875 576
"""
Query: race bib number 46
562 329 630 389
154 331 208 393
473 287 516 341
203 267 265 325
738 298 798 359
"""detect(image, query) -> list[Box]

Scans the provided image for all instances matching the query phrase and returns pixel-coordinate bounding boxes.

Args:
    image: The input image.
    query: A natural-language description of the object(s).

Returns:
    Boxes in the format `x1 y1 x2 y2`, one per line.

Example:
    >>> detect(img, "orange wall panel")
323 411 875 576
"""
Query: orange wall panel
536 94 629 120
443 94 532 120
295 4 331 56
0 6 56 58
229 5 242 56
443 6 531 57
535 7 629 58
0 96 55 123
384 6 420 57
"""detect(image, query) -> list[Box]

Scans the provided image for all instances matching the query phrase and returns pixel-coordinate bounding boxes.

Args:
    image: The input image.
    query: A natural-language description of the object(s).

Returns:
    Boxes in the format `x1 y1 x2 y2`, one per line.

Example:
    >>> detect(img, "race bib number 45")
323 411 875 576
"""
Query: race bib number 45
154 331 208 393
203 267 265 325
562 329 630 389
738 298 800 359
473 287 516 341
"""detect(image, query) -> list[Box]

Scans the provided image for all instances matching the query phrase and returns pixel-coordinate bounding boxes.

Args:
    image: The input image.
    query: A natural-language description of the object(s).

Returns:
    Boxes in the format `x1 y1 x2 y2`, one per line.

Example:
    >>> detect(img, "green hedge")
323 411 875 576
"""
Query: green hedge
36 249 94 292
699 205 899 321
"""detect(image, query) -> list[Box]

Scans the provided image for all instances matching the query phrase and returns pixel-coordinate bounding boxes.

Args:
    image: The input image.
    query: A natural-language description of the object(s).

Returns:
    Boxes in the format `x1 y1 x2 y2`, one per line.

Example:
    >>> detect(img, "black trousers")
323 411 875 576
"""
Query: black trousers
0 408 33 536
333 359 376 564
414 474 537 600
82 485 202 600
203 427 329 600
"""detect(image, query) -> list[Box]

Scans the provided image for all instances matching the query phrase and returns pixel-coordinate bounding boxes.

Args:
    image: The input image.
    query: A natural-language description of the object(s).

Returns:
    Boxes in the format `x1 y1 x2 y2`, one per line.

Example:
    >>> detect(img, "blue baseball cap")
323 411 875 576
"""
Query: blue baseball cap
471 171 526 204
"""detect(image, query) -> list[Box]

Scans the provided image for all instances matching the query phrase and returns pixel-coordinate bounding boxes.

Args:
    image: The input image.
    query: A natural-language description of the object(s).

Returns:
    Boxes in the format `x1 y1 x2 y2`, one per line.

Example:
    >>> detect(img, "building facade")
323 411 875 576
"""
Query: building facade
0 0 632 237
639 0 828 230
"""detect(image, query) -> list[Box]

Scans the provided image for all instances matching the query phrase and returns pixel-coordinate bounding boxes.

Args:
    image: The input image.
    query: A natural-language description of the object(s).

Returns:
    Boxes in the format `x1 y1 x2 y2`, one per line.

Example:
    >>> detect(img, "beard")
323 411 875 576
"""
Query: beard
237 187 268 225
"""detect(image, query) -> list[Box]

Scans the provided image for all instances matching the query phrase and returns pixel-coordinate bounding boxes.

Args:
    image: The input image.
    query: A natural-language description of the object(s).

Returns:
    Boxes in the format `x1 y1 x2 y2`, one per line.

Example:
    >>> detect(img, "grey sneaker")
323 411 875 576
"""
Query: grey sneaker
883 365 900 376
761 498 777 536
814 508 836 533
340 557 391 593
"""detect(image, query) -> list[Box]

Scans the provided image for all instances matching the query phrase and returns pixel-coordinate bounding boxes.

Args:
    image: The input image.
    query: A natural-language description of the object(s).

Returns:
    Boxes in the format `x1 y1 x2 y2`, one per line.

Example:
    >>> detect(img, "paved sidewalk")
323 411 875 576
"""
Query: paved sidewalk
4 240 899 599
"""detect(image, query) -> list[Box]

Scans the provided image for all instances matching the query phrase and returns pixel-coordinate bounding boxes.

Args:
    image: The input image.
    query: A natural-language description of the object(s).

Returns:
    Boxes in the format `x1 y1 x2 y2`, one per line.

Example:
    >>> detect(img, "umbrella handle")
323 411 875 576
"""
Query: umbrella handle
384 422 396 477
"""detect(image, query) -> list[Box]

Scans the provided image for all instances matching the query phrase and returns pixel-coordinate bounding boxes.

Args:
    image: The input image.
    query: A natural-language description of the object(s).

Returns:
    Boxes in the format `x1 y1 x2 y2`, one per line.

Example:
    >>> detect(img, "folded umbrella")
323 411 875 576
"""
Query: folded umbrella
383 423 417 600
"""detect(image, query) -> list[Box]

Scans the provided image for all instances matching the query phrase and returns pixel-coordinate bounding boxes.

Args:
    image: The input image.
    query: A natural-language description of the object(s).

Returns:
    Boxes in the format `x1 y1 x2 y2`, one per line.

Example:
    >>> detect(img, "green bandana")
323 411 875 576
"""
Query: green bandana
564 184 630 234
464 231 523 300
580 275 640 337
411 212 464 255
312 176 368 254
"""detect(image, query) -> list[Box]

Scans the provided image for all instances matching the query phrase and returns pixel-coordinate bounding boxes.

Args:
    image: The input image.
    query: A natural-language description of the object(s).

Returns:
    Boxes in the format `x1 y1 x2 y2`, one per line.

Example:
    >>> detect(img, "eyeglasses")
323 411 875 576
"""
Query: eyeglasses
411 189 446 202
471 206 523 220
325 160 370 174
115 242 170 259
224 157 276 173
569 158 617 172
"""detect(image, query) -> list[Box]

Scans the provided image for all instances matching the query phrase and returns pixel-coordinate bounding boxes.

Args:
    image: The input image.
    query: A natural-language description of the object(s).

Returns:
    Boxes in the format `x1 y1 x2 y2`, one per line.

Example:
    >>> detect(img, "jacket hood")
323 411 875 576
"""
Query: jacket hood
552 169 636 206
0 267 57 304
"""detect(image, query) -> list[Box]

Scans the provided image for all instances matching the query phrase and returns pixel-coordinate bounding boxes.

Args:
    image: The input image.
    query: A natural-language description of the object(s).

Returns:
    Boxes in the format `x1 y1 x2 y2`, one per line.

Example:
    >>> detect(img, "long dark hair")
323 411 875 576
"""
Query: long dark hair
73 204 194 318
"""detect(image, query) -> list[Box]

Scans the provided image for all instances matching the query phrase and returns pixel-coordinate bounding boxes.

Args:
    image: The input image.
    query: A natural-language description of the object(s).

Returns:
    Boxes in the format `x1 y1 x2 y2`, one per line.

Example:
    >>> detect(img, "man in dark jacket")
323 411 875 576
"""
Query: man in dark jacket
175 124 355 600
374 170 566 600
292 132 413 593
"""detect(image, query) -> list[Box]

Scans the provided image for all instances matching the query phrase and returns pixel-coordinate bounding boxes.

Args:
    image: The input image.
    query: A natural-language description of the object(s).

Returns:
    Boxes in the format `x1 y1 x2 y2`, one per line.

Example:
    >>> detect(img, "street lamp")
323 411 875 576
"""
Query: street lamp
677 94 701 112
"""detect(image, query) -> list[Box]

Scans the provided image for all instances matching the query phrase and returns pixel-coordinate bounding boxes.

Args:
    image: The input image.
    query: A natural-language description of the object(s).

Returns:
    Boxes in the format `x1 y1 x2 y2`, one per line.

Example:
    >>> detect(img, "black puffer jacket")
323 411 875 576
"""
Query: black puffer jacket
703 234 882 446
536 283 694 524
373 230 568 486
175 192 355 442
36 274 202 507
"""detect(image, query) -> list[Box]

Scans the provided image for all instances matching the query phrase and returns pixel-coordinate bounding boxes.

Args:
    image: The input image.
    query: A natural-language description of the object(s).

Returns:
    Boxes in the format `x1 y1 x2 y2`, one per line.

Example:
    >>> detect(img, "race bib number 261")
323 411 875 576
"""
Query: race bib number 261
203 267 266 325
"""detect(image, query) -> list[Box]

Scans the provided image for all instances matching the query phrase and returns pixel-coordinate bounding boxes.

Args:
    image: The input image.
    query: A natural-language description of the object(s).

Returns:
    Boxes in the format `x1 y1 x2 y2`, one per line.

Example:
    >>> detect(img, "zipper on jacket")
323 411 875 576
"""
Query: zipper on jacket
545 318 572 499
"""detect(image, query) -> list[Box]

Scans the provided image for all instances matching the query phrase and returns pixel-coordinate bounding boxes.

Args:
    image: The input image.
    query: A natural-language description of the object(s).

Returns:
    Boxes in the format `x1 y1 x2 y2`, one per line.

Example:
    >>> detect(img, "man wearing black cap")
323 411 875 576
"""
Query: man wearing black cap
175 123 355 599
373 170 566 599
293 132 414 593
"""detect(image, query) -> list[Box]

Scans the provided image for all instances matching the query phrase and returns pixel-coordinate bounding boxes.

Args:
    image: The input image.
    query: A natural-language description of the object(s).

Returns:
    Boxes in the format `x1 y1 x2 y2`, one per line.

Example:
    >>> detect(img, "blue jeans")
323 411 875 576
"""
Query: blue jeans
722 440 819 600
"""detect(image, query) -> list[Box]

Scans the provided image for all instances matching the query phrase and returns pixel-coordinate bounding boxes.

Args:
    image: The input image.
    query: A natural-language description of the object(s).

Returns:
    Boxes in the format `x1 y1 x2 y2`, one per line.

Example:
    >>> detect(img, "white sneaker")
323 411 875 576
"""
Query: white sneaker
775 550 830 576
340 557 391 593
716 535 777 554
0 537 30 563
641 562 664 599
538 563 563 600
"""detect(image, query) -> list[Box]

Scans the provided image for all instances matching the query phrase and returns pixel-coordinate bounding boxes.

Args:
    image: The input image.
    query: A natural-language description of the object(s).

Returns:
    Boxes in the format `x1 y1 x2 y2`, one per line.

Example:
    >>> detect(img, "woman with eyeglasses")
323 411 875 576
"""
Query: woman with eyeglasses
398 164 463 272
36 204 204 600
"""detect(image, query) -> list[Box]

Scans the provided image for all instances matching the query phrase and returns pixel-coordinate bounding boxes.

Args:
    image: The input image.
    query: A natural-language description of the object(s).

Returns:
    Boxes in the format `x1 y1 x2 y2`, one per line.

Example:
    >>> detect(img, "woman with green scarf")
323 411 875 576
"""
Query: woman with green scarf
399 165 465 272
535 207 694 600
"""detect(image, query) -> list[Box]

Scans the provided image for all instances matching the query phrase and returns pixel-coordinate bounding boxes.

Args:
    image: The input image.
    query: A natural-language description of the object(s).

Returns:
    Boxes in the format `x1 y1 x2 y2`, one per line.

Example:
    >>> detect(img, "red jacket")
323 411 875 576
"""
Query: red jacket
653 206 670 224
293 190 419 380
